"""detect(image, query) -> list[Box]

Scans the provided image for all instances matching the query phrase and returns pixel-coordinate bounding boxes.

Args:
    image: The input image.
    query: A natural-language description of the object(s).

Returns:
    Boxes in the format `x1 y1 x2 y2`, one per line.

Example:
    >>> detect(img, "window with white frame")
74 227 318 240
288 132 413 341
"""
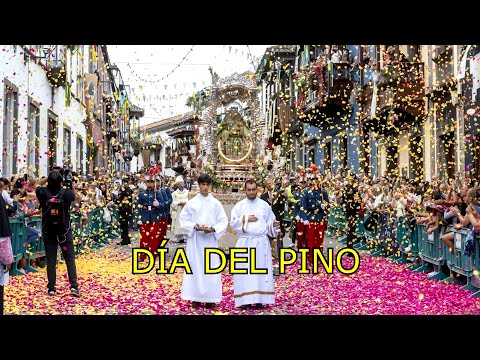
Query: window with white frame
2 82 18 177
76 136 84 174
64 127 71 167
28 101 40 177
76 46 84 101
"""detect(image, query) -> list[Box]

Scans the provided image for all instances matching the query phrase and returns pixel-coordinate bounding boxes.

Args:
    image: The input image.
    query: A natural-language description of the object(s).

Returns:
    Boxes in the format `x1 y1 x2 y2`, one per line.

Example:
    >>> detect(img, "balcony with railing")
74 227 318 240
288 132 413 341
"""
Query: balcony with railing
297 61 353 126
427 47 456 100
358 62 425 131
105 114 118 139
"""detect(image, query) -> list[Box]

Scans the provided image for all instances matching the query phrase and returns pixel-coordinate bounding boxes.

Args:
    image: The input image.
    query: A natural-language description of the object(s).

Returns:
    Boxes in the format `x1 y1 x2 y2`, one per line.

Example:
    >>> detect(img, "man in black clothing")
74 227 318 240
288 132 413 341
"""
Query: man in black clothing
260 178 286 237
36 171 81 297
341 173 362 253
184 175 194 191
260 178 286 262
116 177 134 245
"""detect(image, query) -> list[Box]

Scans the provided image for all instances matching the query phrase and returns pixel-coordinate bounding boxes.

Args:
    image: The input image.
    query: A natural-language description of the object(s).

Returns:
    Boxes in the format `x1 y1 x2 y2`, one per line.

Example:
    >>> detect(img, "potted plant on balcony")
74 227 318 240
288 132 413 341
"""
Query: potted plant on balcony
132 137 142 157
294 70 309 94
293 70 310 113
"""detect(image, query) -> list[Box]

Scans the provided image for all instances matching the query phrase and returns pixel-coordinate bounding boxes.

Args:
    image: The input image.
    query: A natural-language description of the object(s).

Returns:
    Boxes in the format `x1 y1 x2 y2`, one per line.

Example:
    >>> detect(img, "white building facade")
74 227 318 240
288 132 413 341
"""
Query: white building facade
0 45 89 178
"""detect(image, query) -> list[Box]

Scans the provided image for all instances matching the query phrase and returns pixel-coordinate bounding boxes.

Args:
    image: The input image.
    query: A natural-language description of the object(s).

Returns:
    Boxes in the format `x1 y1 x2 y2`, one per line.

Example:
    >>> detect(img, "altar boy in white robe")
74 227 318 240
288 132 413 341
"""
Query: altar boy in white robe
230 178 281 309
179 174 228 309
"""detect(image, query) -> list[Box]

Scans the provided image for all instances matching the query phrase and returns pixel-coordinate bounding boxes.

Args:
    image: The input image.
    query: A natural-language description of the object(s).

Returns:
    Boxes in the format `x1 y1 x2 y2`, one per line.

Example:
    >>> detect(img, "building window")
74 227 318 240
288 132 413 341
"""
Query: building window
63 127 71 167
324 141 331 172
386 145 398 177
76 136 84 174
440 132 455 180
89 46 95 73
3 82 18 176
76 46 84 100
407 45 421 63
28 102 40 177
307 141 316 168
474 133 480 181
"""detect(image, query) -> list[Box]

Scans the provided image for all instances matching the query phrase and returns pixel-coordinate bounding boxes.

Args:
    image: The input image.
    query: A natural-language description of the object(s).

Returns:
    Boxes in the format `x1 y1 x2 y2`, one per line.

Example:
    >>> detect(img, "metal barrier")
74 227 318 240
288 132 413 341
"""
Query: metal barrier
24 215 44 273
404 222 422 270
353 215 367 250
8 204 123 276
414 225 448 280
8 217 27 276
327 206 347 236
387 216 409 262
443 226 480 293
473 232 480 297
365 211 393 257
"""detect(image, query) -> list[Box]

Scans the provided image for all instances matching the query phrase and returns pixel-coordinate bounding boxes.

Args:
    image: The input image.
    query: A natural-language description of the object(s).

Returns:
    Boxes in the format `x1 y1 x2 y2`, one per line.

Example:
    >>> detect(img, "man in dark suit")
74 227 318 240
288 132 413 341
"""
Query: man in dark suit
341 173 362 254
135 175 168 262
184 175 194 191
260 177 286 262
116 177 134 245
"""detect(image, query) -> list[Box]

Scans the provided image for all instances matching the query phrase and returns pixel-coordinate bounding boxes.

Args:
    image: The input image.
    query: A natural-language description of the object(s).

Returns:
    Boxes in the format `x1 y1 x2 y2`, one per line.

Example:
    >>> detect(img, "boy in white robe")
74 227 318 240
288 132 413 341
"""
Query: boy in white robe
230 178 281 309
179 174 228 309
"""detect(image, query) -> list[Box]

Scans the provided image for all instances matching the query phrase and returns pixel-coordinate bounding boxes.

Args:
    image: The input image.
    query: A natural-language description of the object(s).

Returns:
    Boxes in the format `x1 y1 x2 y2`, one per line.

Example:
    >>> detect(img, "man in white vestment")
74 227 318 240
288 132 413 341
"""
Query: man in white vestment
170 179 190 243
179 173 228 309
229 178 281 309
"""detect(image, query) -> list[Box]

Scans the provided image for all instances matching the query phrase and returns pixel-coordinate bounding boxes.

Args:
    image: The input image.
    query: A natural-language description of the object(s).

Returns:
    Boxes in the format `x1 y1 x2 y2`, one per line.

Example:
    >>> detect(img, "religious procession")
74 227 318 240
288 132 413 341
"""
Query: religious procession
1 44 480 316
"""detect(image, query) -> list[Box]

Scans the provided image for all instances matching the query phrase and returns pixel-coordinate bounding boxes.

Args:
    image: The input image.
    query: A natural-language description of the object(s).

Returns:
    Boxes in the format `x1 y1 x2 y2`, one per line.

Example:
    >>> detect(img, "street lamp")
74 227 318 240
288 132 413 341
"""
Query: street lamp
42 46 51 58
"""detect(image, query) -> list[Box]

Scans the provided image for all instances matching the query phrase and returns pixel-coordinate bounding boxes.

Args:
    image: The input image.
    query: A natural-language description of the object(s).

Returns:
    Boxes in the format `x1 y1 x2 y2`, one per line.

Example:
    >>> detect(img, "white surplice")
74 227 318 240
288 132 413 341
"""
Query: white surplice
179 193 228 303
229 197 279 307
171 188 190 240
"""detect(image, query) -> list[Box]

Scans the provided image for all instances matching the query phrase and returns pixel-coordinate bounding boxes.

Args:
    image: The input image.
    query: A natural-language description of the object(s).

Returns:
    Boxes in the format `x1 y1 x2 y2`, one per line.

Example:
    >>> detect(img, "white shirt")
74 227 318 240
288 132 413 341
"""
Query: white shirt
2 189 13 205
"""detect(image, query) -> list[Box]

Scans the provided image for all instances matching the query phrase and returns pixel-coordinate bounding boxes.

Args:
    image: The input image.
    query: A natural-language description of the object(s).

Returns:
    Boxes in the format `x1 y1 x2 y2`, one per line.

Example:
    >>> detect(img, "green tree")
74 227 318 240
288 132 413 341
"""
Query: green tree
185 90 209 116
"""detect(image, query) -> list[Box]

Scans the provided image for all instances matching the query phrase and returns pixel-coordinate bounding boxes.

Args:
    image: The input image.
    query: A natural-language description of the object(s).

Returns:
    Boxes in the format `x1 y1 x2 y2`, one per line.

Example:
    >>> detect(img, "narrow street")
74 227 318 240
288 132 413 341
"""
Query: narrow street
4 230 480 315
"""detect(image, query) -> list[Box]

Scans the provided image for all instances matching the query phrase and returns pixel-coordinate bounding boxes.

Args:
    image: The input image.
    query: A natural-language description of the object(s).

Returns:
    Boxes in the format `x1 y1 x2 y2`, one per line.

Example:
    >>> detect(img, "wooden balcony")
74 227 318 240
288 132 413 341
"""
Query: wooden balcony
166 122 196 138
105 115 118 140
46 59 66 87
359 62 425 132
301 62 353 126
105 125 117 140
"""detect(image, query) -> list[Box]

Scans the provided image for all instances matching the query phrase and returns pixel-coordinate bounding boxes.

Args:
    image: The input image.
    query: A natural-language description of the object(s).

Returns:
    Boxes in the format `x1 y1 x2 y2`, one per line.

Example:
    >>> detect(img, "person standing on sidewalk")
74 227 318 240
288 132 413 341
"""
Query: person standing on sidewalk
230 178 281 309
178 174 228 309
0 181 14 315
116 177 134 245
341 172 362 255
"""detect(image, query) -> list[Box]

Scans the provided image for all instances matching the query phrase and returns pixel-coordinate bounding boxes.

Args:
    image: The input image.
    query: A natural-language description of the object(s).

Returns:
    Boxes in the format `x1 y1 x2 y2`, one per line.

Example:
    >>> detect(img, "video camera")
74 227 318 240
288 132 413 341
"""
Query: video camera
53 166 77 190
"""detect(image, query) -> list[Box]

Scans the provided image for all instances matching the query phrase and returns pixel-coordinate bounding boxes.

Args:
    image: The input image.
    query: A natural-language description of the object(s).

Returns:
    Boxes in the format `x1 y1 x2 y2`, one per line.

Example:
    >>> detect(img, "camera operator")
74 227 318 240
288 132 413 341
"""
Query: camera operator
35 169 82 297
54 166 75 190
